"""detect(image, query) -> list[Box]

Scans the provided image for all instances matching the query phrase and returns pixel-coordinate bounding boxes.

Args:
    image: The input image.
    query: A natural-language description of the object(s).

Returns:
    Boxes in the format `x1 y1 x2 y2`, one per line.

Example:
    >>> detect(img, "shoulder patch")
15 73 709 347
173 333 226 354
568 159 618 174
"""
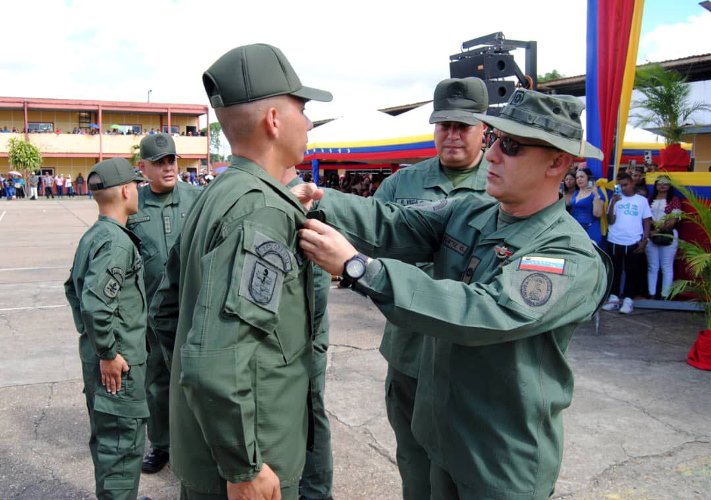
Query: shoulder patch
519 273 552 307
103 277 121 299
519 256 566 275
110 267 125 286
256 240 293 273
239 254 284 313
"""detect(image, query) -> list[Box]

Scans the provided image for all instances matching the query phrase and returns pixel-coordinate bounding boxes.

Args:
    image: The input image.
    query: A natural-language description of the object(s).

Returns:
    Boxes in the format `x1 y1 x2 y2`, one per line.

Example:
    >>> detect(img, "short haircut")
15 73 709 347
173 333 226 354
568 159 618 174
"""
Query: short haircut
616 172 632 182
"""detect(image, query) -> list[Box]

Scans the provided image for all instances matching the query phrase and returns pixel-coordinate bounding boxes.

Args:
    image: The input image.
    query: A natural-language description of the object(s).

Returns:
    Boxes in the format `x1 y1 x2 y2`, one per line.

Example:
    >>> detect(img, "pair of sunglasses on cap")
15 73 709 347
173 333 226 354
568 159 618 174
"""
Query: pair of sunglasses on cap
484 130 559 157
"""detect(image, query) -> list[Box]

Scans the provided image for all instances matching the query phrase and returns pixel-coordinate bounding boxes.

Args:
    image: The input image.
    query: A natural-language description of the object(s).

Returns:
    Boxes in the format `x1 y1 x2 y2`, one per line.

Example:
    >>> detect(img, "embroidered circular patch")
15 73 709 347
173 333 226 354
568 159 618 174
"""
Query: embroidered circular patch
155 135 168 148
520 272 552 307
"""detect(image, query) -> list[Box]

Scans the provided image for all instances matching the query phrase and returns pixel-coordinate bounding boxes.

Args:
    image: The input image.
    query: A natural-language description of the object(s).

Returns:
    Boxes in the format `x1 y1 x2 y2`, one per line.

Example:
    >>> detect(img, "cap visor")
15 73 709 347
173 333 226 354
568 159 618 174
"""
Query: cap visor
473 113 604 161
145 152 180 162
291 86 333 103
429 110 480 126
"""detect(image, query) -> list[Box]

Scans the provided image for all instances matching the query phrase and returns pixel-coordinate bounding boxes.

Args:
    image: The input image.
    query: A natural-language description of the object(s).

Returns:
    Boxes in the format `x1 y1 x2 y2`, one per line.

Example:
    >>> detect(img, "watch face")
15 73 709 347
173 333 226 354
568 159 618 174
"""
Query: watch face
345 257 366 279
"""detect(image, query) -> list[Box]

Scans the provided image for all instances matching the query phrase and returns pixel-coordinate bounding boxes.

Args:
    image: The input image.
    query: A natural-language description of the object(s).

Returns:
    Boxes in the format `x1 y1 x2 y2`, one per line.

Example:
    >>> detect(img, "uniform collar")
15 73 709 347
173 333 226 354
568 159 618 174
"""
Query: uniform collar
230 156 307 214
97 214 141 247
142 183 180 207
469 197 568 247
423 154 488 192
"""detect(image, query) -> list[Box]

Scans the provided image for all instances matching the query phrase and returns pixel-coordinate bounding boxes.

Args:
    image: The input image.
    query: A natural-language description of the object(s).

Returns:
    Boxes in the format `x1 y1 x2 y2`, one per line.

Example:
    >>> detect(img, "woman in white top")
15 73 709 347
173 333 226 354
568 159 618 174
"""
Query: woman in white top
646 175 682 299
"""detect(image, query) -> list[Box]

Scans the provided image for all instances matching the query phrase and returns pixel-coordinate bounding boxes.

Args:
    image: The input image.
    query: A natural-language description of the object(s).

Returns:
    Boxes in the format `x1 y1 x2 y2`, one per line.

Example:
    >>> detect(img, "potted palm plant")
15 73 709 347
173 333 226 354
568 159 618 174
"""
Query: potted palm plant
632 64 710 169
668 182 711 370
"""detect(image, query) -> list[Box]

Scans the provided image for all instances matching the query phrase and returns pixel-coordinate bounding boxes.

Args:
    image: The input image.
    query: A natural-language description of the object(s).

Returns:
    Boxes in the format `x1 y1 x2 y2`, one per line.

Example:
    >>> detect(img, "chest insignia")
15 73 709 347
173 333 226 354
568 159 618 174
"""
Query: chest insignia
520 272 553 307
494 245 513 260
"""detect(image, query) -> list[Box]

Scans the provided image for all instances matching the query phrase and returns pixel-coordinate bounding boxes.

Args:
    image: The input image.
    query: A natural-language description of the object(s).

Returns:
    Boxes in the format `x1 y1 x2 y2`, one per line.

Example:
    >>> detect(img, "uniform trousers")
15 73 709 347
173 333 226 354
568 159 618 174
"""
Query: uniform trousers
145 328 170 452
82 361 147 500
299 349 333 499
385 366 431 500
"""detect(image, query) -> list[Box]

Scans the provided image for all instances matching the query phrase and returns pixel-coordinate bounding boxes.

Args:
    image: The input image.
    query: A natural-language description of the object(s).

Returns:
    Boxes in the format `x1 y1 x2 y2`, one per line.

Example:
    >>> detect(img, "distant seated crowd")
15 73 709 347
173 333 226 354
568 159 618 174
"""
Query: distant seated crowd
313 171 386 197
0 125 206 136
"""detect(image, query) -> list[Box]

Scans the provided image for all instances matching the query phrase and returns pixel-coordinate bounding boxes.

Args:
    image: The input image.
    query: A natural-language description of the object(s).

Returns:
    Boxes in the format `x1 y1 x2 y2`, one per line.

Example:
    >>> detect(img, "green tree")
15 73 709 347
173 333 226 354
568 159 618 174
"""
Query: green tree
538 69 563 83
632 64 711 145
130 144 141 165
201 122 223 163
7 137 42 173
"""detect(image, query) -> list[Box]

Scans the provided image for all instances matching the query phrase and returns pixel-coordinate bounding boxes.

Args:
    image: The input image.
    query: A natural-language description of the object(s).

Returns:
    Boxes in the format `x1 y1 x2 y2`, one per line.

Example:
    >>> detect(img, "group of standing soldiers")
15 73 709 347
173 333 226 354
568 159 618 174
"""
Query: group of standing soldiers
65 41 611 500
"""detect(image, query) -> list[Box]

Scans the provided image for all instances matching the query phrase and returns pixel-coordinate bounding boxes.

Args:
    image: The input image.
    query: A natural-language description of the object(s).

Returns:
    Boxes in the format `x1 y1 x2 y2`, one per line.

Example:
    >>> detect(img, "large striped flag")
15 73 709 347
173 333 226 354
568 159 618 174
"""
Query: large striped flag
586 0 645 179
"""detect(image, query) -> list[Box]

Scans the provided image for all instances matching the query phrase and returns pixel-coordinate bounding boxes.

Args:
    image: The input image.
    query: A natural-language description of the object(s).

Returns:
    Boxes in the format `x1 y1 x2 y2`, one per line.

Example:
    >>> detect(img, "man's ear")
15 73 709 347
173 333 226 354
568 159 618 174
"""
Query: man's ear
264 106 279 139
548 152 573 179
138 160 147 173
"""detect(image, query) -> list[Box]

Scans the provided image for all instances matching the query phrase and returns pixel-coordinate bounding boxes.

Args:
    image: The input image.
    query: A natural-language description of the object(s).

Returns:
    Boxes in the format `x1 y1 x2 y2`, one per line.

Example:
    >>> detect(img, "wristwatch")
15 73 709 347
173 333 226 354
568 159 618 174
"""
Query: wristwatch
340 253 370 288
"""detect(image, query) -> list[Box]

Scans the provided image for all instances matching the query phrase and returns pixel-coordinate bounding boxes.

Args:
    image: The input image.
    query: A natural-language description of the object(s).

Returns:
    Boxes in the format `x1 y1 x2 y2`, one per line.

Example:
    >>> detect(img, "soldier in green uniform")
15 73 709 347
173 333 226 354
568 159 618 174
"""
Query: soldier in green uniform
127 133 202 474
149 43 332 500
297 89 612 499
373 77 490 500
64 158 150 499
282 167 334 500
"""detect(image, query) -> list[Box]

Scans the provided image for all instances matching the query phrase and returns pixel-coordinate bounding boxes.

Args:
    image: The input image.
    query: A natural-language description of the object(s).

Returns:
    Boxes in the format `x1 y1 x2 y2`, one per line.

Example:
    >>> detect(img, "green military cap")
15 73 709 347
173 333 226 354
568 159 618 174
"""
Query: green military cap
474 88 603 160
202 43 333 108
88 158 149 190
429 77 489 126
140 133 178 161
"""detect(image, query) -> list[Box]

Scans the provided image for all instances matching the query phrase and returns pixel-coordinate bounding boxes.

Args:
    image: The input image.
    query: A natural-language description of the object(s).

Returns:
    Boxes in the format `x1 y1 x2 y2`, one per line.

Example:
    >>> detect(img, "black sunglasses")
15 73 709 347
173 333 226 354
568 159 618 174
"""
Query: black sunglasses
485 130 559 157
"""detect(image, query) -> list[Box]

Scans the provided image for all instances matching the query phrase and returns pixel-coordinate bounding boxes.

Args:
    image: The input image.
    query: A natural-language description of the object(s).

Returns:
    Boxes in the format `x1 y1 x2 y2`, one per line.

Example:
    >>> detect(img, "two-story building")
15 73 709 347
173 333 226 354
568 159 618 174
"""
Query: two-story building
0 96 209 178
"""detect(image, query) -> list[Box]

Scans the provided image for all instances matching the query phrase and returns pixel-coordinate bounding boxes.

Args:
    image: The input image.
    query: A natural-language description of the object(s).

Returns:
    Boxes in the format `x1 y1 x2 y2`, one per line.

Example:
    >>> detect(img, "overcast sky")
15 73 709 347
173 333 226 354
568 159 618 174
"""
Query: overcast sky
2 0 709 122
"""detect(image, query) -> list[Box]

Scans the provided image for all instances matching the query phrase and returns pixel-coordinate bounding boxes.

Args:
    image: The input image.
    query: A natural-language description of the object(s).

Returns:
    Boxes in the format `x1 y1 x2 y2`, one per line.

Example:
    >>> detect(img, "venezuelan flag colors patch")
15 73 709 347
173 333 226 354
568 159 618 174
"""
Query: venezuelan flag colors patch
518 256 566 275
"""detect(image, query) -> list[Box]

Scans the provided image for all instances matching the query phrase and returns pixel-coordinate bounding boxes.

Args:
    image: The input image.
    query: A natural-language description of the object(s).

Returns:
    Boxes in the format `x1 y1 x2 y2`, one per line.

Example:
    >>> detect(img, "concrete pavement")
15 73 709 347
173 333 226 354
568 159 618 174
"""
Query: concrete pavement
0 197 709 499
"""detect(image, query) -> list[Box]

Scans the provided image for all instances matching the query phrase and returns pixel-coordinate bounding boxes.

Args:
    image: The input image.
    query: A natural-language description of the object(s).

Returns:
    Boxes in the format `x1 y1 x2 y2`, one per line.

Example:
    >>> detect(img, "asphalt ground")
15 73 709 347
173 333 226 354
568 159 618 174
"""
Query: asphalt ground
0 197 709 499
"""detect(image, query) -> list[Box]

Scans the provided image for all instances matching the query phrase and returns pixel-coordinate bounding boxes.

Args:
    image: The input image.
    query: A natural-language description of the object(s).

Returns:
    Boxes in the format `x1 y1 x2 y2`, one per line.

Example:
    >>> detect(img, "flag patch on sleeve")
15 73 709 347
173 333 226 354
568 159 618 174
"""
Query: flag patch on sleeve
519 256 566 275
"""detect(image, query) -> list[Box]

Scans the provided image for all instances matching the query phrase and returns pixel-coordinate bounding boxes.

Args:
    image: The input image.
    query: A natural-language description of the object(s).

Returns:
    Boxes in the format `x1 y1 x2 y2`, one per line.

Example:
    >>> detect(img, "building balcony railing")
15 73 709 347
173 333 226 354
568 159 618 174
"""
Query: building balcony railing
0 133 208 157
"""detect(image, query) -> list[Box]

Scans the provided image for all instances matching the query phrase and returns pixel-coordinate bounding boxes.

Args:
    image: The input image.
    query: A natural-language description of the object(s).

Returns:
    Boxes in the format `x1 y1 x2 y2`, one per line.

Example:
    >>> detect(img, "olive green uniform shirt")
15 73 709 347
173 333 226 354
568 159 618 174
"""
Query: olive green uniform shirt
149 157 314 495
312 191 609 499
128 182 202 303
65 215 147 367
373 155 490 377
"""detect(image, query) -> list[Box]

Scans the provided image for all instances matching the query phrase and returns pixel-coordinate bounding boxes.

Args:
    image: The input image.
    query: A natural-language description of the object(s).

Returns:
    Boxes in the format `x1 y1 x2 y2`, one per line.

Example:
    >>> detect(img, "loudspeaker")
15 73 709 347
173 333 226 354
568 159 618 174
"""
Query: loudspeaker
486 81 516 105
450 53 517 80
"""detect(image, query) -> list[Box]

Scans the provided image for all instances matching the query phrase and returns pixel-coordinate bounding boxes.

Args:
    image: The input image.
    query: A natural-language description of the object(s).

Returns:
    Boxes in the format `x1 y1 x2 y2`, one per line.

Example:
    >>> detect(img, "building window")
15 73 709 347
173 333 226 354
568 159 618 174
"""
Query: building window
162 125 180 135
28 122 54 133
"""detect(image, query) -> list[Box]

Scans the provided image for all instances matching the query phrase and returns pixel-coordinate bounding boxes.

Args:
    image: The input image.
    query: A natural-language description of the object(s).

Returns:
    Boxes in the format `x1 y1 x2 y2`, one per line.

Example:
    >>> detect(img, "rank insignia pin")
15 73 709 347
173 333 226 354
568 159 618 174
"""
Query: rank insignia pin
494 245 513 260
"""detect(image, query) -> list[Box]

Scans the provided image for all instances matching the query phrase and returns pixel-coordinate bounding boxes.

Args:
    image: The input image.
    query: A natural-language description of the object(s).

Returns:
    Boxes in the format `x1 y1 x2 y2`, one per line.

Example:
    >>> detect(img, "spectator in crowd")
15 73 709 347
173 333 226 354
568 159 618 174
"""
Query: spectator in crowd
570 167 605 246
646 175 682 299
4 175 16 200
603 172 652 314
28 171 39 200
629 164 649 197
64 158 150 499
149 43 332 499
15 174 25 199
55 174 65 198
43 172 54 199
65 174 74 198
561 171 576 211
75 173 85 196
